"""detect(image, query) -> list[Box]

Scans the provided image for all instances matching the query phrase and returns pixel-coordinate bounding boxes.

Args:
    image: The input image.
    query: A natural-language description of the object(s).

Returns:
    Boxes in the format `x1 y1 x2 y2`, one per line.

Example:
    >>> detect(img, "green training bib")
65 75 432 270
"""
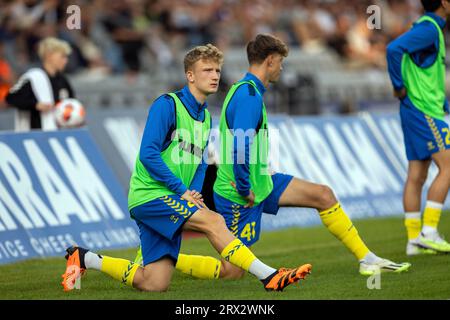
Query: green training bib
214 81 273 206
128 93 211 210
401 15 446 120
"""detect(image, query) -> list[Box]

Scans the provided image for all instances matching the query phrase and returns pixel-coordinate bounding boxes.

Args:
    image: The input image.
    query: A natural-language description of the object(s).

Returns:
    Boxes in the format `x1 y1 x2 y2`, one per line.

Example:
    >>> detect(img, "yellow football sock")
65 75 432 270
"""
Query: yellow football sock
100 256 140 287
404 212 421 240
176 254 221 279
423 203 442 229
220 239 256 271
319 203 369 260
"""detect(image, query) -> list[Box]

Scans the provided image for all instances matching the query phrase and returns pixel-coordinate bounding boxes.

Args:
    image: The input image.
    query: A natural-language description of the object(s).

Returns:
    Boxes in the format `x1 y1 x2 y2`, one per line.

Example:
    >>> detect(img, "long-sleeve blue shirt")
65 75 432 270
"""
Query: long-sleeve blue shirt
225 72 266 197
386 12 449 112
139 86 210 196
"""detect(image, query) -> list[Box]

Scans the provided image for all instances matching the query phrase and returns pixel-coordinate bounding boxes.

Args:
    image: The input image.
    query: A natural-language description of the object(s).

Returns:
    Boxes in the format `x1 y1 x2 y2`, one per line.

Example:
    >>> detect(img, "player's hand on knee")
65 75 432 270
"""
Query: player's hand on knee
182 190 207 209
190 190 203 201
190 190 208 209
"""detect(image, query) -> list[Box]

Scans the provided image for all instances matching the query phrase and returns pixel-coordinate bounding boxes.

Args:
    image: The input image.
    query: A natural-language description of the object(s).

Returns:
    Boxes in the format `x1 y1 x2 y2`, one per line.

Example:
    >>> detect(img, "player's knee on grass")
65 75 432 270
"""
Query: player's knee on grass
138 278 170 292
316 184 337 211
136 270 171 292
133 268 169 292
134 258 173 292
220 260 246 279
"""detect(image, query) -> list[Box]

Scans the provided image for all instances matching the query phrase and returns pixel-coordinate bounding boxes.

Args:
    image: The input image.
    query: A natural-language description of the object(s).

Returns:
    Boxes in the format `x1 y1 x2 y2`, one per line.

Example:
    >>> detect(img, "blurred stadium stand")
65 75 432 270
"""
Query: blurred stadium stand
70 48 396 115
1 0 450 120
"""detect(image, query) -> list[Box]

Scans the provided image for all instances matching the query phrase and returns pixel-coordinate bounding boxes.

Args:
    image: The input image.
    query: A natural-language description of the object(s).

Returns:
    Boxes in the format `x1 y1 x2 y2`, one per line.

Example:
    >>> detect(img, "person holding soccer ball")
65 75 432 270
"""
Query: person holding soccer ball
387 0 450 255
5 37 75 131
62 44 312 292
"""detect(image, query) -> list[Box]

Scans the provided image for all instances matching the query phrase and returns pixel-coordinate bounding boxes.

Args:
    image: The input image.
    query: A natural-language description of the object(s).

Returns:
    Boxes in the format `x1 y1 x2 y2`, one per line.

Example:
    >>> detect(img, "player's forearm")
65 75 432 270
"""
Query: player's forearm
233 164 251 197
386 42 405 91
233 137 251 197
228 90 261 197
139 131 187 196
188 136 210 192
189 161 208 193
139 150 188 195
139 95 186 194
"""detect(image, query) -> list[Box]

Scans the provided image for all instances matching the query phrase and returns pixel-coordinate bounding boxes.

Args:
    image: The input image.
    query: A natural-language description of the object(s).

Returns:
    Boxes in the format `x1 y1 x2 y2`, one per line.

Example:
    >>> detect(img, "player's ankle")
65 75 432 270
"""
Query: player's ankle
408 236 420 243
360 251 382 264
421 226 437 237
261 270 278 286
84 251 103 270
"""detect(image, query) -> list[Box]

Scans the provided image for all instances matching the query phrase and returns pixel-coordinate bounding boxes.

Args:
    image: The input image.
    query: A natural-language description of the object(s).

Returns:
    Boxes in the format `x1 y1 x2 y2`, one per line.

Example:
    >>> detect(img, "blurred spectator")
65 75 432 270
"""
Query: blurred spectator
0 0 433 77
58 0 111 76
326 13 352 59
8 0 59 64
5 37 75 131
101 0 146 78
0 41 14 109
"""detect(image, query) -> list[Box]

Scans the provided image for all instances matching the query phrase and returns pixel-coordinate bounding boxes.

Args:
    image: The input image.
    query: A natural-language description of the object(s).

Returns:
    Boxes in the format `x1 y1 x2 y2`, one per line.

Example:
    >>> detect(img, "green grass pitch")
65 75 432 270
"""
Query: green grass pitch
1 214 449 300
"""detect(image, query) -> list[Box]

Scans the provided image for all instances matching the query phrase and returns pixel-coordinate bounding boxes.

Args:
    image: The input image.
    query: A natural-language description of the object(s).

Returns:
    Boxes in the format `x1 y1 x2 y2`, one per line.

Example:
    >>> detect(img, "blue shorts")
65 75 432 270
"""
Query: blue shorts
400 103 450 161
130 195 199 266
213 173 294 246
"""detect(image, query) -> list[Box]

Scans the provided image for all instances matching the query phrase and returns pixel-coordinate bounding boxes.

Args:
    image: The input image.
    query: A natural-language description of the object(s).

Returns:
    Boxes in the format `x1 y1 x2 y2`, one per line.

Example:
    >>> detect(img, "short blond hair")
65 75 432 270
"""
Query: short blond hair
184 44 224 72
38 37 72 60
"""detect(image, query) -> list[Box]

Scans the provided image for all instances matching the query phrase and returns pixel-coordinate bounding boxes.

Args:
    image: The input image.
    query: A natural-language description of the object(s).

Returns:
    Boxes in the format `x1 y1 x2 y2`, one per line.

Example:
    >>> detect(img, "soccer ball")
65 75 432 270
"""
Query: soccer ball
54 98 86 128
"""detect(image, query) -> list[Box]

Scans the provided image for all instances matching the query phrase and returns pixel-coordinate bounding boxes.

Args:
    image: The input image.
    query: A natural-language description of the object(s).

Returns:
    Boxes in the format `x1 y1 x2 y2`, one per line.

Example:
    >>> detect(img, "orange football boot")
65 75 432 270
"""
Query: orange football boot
61 246 87 292
263 264 312 291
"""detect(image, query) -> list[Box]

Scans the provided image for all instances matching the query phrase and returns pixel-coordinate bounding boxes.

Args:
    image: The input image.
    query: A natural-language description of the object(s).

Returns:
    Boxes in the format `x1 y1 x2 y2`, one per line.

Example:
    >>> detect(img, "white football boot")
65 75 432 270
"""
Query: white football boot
359 258 411 276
